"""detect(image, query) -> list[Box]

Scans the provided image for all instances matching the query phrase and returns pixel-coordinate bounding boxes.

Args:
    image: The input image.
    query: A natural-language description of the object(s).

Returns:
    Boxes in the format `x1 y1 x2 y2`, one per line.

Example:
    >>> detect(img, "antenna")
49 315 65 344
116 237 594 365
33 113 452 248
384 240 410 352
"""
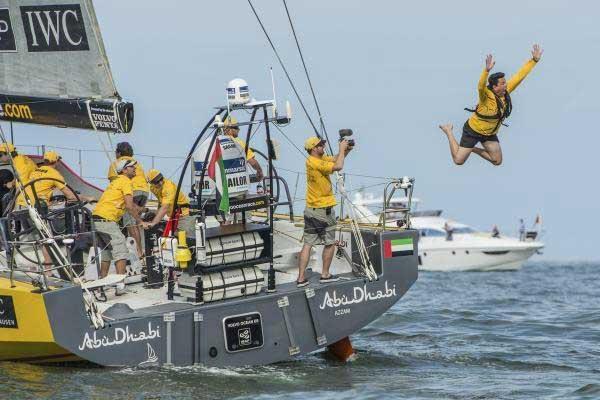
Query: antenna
270 67 278 117
225 90 231 117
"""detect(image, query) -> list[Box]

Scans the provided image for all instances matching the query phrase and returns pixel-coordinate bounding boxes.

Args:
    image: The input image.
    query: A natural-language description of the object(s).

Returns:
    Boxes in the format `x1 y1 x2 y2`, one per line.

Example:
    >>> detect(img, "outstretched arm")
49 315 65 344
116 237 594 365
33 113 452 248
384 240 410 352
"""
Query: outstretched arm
478 54 494 102
507 44 543 93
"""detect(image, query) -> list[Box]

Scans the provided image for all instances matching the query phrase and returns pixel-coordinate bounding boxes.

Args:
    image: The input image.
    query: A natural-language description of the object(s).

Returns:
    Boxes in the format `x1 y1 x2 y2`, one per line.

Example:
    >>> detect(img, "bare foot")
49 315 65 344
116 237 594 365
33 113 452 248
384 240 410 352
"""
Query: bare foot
439 123 453 135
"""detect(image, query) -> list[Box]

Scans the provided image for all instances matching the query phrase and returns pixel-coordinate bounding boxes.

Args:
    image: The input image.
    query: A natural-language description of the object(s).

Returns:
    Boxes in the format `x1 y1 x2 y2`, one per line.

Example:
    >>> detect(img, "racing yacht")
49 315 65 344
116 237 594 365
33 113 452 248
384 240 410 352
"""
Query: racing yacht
0 0 418 367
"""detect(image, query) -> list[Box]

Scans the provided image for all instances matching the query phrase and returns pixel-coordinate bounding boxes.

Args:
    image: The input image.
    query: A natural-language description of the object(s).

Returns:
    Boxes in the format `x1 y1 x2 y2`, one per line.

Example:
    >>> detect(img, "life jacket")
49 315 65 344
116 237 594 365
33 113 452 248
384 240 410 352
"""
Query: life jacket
465 90 512 134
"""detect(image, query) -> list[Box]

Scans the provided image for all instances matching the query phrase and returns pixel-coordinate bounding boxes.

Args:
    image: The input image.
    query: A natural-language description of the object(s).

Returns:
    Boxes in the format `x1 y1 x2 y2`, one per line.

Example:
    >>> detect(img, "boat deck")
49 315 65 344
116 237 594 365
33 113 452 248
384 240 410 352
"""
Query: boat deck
100 267 355 322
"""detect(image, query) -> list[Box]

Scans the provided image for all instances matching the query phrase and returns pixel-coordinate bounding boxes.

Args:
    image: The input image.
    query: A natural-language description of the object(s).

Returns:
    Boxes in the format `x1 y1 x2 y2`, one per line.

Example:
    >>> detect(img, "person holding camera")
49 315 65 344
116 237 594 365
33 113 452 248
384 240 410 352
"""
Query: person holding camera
296 135 353 287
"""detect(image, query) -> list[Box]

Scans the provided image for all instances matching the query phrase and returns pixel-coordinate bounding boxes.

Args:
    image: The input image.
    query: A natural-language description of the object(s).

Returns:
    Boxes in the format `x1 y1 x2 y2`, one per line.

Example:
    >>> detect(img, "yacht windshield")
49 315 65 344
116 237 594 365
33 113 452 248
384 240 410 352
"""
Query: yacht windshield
419 228 446 237
453 227 476 234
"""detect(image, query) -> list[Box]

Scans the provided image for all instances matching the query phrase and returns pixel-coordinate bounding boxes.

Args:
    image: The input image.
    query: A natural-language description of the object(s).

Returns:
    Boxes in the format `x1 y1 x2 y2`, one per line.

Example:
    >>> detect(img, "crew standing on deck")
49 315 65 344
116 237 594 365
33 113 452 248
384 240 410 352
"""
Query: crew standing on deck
145 169 195 238
223 117 264 182
94 159 149 294
296 136 352 287
439 44 543 166
0 142 37 184
107 142 149 261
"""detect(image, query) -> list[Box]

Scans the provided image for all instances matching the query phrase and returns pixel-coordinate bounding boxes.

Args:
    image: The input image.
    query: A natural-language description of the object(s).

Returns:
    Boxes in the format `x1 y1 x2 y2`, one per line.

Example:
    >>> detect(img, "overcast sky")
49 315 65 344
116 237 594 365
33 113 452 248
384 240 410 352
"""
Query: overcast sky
12 0 599 261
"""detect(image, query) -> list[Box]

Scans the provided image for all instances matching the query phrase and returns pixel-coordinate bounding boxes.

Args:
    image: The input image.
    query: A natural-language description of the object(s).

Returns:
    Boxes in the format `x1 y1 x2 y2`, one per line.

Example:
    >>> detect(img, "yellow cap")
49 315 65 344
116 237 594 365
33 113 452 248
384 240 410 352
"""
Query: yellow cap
304 136 325 151
223 116 238 128
147 168 163 184
43 150 61 163
0 143 15 153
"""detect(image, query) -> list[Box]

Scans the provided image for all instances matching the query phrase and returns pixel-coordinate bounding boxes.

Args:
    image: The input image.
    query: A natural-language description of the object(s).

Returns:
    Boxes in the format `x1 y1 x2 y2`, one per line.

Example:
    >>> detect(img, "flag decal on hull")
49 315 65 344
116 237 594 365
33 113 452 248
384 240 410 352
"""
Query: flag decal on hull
383 238 413 258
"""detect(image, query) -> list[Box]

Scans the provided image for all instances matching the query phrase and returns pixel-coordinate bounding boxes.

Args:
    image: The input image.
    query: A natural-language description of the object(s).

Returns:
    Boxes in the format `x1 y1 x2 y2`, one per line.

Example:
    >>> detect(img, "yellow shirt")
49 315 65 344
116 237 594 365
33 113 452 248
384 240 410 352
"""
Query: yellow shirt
231 136 255 160
15 165 66 206
305 155 336 208
13 154 37 182
107 156 149 193
467 59 538 136
150 178 190 216
93 175 133 222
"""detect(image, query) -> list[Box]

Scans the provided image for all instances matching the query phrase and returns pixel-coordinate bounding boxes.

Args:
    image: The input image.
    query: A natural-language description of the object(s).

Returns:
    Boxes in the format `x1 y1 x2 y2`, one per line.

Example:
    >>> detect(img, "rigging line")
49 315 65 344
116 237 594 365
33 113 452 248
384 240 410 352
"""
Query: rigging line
272 123 308 160
274 164 401 181
246 0 320 136
281 0 332 153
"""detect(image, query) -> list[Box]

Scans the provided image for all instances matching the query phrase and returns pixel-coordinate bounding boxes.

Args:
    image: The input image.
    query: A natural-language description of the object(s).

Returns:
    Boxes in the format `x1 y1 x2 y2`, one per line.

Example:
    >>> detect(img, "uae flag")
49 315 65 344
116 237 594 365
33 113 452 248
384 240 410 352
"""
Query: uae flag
207 138 230 214
384 238 414 258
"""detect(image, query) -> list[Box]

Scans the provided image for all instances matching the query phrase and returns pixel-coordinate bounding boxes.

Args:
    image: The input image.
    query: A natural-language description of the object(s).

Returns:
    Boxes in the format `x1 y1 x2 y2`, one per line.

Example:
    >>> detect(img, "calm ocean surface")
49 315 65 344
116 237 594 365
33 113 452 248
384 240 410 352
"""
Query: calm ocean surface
1 261 598 400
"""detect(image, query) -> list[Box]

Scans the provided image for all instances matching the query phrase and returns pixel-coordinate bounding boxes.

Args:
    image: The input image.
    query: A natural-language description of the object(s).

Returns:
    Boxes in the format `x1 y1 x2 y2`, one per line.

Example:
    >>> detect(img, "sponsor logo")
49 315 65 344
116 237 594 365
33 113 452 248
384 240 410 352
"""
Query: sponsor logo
238 328 251 346
0 295 18 329
89 105 120 131
20 4 90 52
228 198 266 211
223 312 264 353
0 103 33 120
138 343 159 367
0 8 16 52
319 281 397 310
78 322 160 350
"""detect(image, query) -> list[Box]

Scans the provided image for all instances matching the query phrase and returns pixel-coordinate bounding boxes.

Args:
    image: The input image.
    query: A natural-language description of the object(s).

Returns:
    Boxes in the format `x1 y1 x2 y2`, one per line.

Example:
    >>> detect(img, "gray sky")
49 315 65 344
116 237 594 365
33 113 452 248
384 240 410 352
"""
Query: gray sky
12 0 600 260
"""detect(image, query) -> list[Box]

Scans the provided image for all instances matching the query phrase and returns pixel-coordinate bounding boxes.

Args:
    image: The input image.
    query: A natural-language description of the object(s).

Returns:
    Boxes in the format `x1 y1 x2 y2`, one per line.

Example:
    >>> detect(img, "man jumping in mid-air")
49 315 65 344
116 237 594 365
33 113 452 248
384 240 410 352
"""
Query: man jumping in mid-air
439 44 543 166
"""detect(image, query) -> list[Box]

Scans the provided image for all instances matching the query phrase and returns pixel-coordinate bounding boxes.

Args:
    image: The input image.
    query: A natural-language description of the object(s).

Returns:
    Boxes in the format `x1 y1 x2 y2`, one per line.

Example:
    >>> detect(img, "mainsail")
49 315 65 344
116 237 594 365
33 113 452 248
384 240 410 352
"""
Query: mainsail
0 0 133 133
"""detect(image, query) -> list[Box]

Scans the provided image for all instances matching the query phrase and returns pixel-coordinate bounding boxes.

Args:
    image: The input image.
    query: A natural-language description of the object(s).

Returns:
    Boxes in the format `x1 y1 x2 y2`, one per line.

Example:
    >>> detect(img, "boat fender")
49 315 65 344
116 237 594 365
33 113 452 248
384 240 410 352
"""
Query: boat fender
175 231 192 269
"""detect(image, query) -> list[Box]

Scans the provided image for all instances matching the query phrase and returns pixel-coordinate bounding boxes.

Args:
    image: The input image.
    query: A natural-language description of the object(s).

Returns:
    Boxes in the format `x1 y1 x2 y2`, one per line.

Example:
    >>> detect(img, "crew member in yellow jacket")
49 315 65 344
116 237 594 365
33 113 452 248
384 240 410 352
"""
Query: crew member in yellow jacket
0 142 37 183
439 44 543 166
145 169 195 238
107 142 149 260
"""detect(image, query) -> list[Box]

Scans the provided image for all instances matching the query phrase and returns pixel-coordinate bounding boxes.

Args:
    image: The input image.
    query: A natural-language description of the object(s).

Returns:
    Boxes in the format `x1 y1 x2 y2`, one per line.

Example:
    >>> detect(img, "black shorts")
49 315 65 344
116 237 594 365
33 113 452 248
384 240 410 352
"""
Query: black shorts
459 122 499 148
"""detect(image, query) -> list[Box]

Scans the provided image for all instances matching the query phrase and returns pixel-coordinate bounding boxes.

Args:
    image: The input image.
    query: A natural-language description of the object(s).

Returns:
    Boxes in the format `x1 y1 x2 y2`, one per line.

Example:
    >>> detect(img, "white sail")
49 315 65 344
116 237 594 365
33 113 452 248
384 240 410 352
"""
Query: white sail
0 0 117 99
0 0 133 133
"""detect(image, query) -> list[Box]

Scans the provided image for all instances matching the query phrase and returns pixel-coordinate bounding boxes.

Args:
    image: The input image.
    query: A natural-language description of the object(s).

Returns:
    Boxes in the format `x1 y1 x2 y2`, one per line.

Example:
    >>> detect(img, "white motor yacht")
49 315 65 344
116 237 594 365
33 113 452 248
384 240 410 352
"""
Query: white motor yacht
352 194 544 272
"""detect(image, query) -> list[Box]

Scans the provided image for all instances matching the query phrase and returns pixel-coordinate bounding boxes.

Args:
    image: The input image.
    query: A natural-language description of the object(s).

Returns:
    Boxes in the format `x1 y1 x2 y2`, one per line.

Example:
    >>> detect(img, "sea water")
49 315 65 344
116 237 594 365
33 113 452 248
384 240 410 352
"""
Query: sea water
1 261 598 400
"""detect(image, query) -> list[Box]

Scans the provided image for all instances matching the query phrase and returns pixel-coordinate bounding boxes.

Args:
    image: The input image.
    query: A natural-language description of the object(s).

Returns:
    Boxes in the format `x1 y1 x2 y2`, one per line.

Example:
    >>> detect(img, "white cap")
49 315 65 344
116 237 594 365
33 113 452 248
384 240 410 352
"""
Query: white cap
116 158 137 173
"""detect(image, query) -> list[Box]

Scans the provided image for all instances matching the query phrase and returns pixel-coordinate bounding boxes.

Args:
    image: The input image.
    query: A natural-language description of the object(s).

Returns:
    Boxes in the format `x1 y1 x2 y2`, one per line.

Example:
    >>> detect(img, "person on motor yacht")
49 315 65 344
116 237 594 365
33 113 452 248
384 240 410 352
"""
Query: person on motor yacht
296 136 352 287
107 142 149 261
439 44 543 166
444 221 454 241
145 168 195 238
491 224 501 238
93 159 150 294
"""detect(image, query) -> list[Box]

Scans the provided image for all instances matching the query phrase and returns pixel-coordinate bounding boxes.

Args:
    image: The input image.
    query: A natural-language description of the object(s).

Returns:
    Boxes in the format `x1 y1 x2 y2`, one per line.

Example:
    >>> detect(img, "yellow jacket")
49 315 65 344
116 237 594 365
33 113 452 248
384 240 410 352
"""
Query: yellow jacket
150 178 190 216
305 155 336 208
15 165 66 207
13 154 37 182
467 59 538 136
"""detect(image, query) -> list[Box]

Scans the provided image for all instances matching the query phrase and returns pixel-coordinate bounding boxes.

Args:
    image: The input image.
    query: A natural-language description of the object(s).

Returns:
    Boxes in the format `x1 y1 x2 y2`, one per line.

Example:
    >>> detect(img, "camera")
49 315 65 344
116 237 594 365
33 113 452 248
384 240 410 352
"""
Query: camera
339 128 355 147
